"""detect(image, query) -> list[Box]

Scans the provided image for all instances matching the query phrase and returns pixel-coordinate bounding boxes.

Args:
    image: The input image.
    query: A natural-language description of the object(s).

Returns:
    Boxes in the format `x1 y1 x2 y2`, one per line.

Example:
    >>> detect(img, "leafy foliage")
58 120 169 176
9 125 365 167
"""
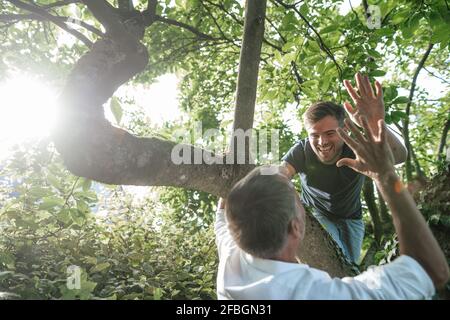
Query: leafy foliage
0 142 217 299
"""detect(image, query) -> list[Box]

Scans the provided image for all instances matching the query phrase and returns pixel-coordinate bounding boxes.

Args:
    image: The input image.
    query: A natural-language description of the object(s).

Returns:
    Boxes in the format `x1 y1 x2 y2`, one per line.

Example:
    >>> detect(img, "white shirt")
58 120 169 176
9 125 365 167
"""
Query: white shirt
215 208 435 300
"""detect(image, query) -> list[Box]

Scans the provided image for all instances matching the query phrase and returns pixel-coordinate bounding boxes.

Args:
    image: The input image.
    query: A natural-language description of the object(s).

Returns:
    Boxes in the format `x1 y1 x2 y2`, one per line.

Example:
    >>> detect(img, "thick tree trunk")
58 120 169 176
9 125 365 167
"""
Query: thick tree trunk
377 187 390 223
53 38 249 197
53 0 351 277
299 212 354 277
232 0 265 133
229 0 266 164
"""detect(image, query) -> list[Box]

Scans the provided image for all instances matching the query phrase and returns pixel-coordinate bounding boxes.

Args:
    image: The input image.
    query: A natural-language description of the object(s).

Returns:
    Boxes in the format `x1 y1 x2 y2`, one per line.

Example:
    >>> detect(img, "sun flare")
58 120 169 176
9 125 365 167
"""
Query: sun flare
0 75 57 157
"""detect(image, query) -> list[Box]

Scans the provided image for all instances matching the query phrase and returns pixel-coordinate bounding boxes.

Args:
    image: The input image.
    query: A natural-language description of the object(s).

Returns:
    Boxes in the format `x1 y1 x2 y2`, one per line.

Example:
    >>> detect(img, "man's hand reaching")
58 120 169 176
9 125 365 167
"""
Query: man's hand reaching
343 73 385 134
336 116 395 182
218 197 225 210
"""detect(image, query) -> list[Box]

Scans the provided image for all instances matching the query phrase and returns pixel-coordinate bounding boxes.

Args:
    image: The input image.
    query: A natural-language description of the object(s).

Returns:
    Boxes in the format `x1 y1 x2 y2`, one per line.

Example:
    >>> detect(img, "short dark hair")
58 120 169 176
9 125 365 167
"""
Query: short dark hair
304 101 345 128
225 166 298 258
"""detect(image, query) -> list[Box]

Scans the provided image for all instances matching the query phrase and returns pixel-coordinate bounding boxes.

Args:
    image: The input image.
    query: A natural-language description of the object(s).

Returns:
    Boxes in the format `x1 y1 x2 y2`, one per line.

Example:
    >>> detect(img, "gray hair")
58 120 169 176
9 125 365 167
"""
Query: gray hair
226 166 298 259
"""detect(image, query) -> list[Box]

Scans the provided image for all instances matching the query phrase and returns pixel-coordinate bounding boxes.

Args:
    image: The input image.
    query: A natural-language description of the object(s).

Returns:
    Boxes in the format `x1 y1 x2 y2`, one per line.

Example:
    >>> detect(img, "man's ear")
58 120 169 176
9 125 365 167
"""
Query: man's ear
289 217 302 240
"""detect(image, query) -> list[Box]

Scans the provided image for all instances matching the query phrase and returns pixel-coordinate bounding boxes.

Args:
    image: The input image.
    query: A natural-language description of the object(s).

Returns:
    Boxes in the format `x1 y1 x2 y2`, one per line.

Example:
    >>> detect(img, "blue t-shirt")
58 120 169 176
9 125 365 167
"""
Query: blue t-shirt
282 138 365 219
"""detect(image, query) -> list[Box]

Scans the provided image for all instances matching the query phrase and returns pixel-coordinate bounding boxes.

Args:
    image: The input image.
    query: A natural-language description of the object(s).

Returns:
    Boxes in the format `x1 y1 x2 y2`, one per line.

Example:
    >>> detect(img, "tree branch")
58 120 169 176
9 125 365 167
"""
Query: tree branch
41 0 80 9
81 0 141 49
438 111 450 160
403 43 434 180
272 0 343 80
0 13 104 37
230 0 266 164
199 0 238 47
423 67 450 85
6 0 93 47
118 0 133 11
153 15 217 41
203 0 243 25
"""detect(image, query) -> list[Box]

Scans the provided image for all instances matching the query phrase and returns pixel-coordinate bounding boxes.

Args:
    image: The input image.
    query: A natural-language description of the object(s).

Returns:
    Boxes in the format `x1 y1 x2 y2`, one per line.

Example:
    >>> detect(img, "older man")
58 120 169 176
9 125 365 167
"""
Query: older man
215 117 448 299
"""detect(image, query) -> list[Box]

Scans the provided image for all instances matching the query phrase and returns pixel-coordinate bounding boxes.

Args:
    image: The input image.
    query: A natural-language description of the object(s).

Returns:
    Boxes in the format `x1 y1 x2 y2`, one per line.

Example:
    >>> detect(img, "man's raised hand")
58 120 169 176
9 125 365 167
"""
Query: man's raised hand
343 73 385 133
336 116 395 181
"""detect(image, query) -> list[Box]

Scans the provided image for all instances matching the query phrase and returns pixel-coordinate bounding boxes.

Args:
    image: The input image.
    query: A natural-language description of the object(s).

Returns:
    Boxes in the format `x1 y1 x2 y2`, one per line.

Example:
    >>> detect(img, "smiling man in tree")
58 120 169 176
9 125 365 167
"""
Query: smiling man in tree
280 73 407 264
215 117 448 299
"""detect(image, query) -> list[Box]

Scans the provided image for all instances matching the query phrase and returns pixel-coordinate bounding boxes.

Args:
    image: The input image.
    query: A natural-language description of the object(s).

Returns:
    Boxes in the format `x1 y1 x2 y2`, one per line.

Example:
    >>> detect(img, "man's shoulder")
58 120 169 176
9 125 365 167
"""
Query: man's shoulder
292 137 308 149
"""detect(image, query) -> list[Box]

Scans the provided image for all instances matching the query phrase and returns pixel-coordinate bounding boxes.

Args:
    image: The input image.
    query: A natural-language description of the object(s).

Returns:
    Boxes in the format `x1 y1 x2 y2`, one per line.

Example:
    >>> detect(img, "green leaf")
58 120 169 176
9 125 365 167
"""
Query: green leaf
110 97 123 125
384 86 398 102
299 3 309 16
367 48 382 58
373 28 395 37
391 96 409 104
281 41 296 52
321 75 332 92
281 12 297 30
46 173 61 190
76 199 90 214
391 9 409 25
401 25 414 39
301 80 319 88
80 178 92 192
39 196 64 210
153 287 163 300
390 111 407 122
70 209 86 225
83 257 97 265
57 208 72 225
28 186 51 198
0 252 16 269
90 262 111 273
320 25 337 34
0 271 14 281
430 24 450 44
369 70 386 77
282 52 297 66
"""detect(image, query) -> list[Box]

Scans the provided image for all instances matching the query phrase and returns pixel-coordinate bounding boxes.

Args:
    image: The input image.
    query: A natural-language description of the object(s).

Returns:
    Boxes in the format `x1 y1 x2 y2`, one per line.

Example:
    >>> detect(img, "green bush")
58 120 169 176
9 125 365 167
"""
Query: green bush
0 141 218 299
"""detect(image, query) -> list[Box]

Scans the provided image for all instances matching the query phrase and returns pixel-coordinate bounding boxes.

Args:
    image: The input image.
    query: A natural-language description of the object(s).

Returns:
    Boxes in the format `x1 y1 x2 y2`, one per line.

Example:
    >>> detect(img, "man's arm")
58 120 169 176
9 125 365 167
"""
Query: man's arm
383 125 407 164
279 161 297 180
343 73 407 164
336 117 449 289
215 198 236 258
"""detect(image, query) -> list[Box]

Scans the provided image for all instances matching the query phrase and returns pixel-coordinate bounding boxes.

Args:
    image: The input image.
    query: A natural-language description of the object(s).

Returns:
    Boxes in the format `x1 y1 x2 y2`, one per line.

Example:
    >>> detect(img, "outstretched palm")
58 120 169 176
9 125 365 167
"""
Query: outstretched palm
343 73 385 132
336 117 395 181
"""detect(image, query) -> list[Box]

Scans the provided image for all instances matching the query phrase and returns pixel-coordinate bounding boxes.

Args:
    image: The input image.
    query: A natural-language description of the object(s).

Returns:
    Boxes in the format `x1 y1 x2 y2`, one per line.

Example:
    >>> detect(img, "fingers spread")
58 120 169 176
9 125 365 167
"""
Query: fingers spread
378 119 386 142
344 80 360 103
343 101 355 115
374 80 383 100
363 74 376 98
336 158 357 169
360 116 376 143
337 124 370 162
344 118 367 143
356 73 367 96
337 126 360 152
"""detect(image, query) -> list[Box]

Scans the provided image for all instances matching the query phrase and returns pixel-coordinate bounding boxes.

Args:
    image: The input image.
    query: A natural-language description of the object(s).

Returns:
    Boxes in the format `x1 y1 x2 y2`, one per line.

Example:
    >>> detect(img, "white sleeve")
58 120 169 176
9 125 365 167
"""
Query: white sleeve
339 255 435 299
214 208 237 259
